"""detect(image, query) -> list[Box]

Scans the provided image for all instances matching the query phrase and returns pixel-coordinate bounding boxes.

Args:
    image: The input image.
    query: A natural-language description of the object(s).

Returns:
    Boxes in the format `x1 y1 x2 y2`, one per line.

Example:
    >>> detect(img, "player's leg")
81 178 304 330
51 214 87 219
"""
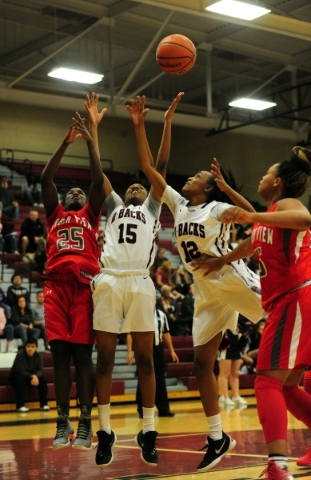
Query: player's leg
71 343 95 450
132 331 158 466
230 358 247 405
194 335 236 472
95 330 118 467
217 358 233 405
50 340 75 449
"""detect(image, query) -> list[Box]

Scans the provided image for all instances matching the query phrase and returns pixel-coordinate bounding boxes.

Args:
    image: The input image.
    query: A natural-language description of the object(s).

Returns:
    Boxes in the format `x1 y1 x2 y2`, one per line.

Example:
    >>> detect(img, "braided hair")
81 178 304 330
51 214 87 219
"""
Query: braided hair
277 146 311 198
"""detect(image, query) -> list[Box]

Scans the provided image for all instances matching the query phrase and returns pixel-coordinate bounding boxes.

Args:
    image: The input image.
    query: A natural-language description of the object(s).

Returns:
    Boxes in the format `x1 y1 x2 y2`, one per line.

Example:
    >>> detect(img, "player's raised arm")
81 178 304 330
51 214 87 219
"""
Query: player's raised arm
127 96 167 202
156 92 184 178
41 116 82 217
85 92 112 198
72 113 105 217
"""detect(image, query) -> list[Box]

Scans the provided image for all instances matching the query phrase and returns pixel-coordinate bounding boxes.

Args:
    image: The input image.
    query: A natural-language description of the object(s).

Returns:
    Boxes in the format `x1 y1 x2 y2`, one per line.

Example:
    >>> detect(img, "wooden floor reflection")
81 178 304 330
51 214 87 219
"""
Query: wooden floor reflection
1 398 311 479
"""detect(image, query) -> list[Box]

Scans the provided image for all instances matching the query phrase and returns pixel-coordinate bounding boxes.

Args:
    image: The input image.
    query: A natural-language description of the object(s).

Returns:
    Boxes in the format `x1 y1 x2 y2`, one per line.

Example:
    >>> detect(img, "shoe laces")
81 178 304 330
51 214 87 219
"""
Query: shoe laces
76 417 91 440
54 417 70 440
259 462 289 479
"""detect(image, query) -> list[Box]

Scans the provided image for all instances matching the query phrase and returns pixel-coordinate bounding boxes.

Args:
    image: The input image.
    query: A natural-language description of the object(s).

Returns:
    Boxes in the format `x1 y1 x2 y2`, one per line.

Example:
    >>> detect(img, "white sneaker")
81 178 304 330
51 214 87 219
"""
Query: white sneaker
218 395 225 404
7 346 18 353
17 406 29 412
224 398 235 406
232 396 247 405
40 405 50 411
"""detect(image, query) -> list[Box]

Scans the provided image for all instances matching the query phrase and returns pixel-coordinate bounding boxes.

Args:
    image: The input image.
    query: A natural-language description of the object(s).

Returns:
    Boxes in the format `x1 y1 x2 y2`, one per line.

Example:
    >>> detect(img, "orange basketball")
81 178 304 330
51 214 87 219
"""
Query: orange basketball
156 34 196 75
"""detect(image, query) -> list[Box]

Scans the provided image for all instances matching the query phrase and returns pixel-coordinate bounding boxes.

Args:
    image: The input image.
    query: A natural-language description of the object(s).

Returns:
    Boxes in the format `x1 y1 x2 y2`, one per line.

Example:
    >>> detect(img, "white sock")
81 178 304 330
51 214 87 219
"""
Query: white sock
142 407 155 434
98 404 111 434
207 414 223 441
269 455 288 470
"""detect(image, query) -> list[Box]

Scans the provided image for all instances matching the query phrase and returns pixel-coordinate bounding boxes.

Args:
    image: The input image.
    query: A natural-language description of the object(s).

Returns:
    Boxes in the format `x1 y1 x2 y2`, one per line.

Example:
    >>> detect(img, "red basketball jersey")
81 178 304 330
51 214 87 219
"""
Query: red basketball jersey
46 202 100 284
251 203 311 311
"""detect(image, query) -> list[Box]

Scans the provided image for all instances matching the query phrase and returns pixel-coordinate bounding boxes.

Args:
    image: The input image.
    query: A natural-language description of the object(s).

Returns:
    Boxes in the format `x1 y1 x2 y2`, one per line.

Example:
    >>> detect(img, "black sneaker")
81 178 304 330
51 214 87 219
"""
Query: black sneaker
52 415 74 450
197 432 236 471
135 430 158 466
72 415 93 450
95 430 117 467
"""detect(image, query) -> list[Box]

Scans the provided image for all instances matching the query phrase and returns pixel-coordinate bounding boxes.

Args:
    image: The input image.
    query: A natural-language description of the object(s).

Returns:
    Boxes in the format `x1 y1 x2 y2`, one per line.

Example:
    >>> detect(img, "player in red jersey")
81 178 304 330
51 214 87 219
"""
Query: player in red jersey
191 146 311 479
41 111 105 451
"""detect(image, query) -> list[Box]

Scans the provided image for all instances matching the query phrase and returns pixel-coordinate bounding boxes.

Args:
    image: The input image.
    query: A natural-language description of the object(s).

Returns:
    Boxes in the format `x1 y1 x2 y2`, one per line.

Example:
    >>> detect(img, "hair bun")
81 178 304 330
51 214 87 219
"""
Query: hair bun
290 146 311 174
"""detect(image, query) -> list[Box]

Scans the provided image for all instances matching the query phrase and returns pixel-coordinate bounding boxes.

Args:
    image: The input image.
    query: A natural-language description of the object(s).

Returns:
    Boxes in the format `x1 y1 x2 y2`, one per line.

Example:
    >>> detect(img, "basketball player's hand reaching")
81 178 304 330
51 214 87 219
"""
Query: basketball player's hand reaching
210 158 230 192
66 112 92 144
85 92 107 126
164 92 184 122
190 253 223 277
221 206 254 224
127 95 149 126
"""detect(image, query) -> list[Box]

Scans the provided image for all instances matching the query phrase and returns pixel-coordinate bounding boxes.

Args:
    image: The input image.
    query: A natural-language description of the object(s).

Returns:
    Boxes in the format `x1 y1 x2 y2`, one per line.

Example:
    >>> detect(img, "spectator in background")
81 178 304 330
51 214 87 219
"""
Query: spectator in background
23 174 43 207
0 275 11 321
0 306 16 352
155 260 174 290
179 283 194 333
19 210 45 256
33 232 47 274
217 329 248 407
7 273 30 308
150 248 168 280
9 337 49 412
11 295 40 345
158 285 181 336
127 308 179 418
0 176 19 219
32 291 49 351
97 230 104 253
171 264 192 294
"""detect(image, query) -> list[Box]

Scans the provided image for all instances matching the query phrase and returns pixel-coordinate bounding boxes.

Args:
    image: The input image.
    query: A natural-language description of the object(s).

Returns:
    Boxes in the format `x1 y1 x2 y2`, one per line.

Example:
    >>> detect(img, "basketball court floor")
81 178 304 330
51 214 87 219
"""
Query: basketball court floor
1 398 311 479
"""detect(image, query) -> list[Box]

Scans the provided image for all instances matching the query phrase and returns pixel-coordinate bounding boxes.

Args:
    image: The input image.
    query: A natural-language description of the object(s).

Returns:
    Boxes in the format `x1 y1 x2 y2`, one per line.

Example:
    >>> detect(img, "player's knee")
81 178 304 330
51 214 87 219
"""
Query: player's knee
136 354 154 376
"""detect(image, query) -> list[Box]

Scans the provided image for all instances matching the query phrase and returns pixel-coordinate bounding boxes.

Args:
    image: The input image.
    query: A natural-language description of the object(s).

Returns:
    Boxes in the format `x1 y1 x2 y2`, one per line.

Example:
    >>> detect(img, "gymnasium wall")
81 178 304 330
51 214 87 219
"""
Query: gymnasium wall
1 100 306 206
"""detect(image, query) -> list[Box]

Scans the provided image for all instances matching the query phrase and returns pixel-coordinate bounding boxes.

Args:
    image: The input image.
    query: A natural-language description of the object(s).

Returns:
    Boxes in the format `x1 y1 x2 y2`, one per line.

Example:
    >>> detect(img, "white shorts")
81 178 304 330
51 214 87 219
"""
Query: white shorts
193 262 264 347
92 270 156 334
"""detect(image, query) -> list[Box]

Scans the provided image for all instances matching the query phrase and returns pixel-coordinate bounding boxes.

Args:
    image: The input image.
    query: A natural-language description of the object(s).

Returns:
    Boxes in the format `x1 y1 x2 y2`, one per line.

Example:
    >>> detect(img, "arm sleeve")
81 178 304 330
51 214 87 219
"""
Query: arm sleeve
162 185 184 218
210 202 232 221
144 195 162 220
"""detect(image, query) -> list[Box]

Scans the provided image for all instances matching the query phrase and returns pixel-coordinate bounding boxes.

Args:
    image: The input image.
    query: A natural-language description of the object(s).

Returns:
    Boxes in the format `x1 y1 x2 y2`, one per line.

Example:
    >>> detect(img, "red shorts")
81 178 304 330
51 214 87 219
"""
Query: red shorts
257 285 311 370
44 278 94 344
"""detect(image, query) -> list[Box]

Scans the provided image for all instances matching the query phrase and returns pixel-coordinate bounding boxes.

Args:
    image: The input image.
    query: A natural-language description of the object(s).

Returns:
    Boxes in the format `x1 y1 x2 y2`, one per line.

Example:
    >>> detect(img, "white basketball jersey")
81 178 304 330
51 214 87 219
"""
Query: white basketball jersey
163 185 233 282
100 191 161 270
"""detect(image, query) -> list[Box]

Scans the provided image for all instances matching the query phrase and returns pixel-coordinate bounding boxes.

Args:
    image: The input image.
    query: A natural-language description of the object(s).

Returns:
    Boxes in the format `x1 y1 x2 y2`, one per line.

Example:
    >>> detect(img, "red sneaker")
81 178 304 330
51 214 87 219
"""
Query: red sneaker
259 460 294 479
297 446 311 467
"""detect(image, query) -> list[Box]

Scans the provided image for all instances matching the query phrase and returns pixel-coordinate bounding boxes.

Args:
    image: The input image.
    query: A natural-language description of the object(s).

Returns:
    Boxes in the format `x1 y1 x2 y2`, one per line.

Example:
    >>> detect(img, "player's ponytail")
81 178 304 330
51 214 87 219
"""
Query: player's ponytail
277 146 311 198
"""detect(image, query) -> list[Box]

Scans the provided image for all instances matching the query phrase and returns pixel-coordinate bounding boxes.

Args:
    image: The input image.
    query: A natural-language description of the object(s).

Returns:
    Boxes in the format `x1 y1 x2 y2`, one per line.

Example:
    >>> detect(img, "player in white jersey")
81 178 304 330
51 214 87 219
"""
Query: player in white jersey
85 92 183 468
127 95 264 472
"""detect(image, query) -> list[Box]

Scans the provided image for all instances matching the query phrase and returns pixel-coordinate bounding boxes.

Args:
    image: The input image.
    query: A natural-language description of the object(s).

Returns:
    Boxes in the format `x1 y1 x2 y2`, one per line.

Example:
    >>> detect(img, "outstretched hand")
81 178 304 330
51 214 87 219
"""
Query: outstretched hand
190 253 223 277
220 206 254 224
126 95 149 125
210 158 230 192
85 92 107 126
164 92 184 122
66 112 92 144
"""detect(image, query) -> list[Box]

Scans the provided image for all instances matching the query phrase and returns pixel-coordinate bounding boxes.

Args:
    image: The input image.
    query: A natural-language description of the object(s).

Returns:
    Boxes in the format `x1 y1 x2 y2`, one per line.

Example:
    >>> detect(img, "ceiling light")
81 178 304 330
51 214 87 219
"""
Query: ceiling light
48 68 103 84
206 0 271 21
229 98 277 110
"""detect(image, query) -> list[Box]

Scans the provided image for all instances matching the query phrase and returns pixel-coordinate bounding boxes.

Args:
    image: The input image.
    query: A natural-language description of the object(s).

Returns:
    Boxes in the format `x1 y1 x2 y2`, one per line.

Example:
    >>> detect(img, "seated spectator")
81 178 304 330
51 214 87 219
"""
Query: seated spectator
0 275 11 320
179 283 194 333
241 320 265 373
7 273 30 308
0 176 19 219
97 230 105 252
19 210 45 256
171 264 192 294
0 306 16 352
33 233 47 274
155 260 174 290
158 285 183 336
32 291 49 351
8 337 49 412
150 248 168 279
23 174 43 207
11 295 40 345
